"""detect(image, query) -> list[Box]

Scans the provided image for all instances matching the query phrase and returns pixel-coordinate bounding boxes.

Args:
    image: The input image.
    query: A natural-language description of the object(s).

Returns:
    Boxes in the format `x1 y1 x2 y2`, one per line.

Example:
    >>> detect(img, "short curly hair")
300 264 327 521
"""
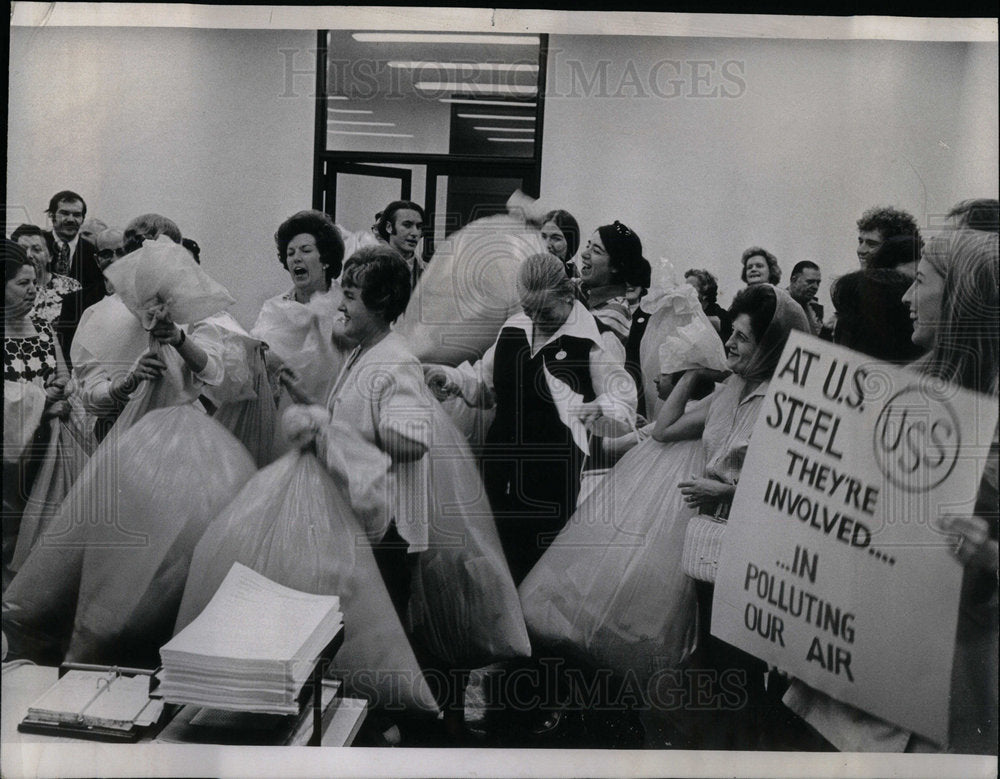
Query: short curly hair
740 247 782 285
274 210 345 284
856 206 923 252
341 245 412 323
684 268 720 304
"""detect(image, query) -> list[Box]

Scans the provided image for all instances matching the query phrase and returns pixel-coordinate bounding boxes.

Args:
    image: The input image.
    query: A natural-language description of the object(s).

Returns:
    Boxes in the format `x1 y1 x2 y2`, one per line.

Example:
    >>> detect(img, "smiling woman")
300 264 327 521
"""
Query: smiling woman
741 246 782 286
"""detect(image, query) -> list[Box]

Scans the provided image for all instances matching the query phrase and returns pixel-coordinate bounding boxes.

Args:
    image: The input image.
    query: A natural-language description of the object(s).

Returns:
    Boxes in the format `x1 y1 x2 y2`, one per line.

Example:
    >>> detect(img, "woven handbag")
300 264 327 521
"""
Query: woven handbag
681 512 728 583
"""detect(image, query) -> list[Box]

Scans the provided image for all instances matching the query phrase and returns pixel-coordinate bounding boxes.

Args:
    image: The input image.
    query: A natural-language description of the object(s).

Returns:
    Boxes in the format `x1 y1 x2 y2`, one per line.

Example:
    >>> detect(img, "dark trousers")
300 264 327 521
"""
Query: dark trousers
482 454 580 586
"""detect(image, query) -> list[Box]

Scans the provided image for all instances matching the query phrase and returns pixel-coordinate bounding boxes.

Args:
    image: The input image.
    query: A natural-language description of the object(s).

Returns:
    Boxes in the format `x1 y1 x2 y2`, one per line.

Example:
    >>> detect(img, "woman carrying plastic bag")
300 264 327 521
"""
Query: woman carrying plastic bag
3 236 260 666
3 241 89 588
175 416 440 715
287 246 529 736
72 234 236 437
519 285 808 747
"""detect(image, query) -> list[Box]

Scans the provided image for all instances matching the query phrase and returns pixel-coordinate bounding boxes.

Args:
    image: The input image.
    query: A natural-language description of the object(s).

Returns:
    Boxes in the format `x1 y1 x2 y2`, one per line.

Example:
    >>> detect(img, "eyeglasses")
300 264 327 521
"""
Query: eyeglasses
96 246 128 262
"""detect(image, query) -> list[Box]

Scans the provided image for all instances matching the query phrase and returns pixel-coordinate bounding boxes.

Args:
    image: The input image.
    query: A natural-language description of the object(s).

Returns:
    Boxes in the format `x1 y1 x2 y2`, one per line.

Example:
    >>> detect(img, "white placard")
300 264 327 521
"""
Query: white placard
712 332 997 746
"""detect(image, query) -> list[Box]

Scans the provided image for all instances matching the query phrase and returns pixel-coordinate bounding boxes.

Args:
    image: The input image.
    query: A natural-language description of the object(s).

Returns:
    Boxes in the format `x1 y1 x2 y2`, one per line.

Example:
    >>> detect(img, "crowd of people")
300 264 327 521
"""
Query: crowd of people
2 188 997 753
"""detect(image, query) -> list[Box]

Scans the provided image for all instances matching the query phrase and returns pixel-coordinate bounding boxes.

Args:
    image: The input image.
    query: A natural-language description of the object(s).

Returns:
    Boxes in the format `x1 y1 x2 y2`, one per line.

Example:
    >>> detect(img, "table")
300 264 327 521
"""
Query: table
1 663 367 747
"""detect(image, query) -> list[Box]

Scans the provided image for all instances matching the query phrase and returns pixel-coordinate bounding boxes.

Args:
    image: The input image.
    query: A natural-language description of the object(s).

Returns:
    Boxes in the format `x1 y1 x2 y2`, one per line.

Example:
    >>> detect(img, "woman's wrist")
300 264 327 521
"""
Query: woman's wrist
110 373 139 402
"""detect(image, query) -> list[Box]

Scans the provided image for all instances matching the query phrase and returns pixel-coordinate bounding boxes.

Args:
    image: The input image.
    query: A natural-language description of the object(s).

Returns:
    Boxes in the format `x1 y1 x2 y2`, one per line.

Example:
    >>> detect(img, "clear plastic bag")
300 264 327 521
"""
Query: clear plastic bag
406 404 531 668
104 236 235 326
395 214 546 366
64 406 257 667
11 408 96 571
3 406 256 667
3 381 47 464
645 284 729 376
175 449 440 714
211 342 279 468
518 437 706 683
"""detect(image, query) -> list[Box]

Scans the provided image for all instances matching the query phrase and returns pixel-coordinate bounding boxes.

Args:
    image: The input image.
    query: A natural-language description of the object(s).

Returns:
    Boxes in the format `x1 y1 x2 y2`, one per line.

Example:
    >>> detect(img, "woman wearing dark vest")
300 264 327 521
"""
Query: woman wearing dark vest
426 252 635 585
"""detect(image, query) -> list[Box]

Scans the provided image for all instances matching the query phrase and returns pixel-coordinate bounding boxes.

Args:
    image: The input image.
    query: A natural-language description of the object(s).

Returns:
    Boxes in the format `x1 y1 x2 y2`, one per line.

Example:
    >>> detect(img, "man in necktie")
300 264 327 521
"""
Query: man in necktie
54 239 71 275
42 190 107 362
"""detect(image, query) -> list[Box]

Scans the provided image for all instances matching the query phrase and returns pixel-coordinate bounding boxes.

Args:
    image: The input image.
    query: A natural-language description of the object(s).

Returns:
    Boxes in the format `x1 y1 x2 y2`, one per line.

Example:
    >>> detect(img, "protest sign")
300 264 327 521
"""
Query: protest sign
712 332 998 745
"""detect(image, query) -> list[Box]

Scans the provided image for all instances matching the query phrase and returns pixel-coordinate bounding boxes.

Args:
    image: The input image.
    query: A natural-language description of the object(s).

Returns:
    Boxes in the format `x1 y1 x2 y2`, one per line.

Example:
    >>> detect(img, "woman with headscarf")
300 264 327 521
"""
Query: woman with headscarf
427 252 636 585
519 284 810 749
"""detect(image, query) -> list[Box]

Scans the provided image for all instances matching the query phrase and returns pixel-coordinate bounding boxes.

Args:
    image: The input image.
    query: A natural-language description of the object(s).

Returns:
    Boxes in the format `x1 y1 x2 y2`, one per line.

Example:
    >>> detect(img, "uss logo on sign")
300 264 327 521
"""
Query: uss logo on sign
872 386 960 493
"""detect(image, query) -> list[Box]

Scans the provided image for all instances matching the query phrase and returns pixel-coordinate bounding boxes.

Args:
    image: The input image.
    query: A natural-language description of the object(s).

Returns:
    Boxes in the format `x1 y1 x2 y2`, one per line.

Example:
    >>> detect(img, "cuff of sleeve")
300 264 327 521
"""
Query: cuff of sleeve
595 392 635 424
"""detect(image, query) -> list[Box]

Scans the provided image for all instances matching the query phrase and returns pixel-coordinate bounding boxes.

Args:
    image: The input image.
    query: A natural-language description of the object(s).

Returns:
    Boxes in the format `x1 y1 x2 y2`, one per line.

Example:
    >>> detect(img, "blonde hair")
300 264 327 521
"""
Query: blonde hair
517 252 576 300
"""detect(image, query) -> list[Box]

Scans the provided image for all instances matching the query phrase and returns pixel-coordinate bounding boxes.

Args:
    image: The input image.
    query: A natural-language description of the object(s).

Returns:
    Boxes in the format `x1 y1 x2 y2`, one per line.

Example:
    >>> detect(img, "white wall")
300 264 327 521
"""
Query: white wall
540 36 999 309
7 26 316 327
8 29 998 323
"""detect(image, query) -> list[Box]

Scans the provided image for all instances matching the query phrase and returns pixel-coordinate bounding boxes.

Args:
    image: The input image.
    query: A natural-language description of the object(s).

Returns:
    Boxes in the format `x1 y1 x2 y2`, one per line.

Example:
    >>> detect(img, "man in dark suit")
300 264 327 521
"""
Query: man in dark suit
43 190 107 363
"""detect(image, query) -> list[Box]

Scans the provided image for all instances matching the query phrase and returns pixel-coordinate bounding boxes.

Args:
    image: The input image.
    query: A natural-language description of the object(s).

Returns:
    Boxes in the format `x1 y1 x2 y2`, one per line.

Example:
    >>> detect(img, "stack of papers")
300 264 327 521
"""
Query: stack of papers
155 680 343 746
159 563 343 714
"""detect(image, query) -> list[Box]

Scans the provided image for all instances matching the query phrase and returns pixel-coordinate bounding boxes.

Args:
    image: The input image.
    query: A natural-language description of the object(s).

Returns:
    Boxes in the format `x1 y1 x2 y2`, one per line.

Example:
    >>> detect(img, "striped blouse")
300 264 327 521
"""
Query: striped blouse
589 295 632 346
701 374 769 485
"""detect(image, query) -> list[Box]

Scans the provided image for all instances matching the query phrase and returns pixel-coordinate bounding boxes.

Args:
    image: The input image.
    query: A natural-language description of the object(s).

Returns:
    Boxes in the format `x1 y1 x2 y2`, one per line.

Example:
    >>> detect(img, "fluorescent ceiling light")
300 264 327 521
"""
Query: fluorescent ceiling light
329 130 414 138
415 82 537 95
352 33 539 45
330 120 396 126
487 137 534 143
328 95 349 101
330 108 374 114
439 98 537 107
473 126 535 133
387 61 538 73
456 113 534 121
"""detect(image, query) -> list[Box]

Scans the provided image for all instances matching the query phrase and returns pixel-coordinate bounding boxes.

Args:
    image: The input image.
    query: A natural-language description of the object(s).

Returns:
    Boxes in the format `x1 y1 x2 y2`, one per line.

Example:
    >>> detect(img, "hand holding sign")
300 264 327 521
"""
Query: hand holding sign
940 514 998 571
711 332 998 746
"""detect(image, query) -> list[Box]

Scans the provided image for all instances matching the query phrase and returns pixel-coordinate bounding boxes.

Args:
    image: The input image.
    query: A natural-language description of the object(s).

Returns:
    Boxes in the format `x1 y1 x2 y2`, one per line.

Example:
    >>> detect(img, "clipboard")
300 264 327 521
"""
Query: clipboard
17 663 165 743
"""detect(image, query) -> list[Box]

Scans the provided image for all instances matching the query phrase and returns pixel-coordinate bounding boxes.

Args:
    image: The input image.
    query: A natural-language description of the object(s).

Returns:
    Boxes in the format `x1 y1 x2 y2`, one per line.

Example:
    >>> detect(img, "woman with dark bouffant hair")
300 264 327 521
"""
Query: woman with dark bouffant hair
251 210 351 439
3 241 74 588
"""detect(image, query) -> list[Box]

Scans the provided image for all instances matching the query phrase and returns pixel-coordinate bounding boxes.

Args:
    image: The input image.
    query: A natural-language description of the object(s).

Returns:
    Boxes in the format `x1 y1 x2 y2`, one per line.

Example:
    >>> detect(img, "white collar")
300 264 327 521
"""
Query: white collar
505 299 603 356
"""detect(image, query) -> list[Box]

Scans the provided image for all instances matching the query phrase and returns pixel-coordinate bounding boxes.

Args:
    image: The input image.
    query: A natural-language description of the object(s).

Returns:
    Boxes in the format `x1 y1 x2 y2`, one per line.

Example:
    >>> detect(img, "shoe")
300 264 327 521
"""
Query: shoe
529 709 565 737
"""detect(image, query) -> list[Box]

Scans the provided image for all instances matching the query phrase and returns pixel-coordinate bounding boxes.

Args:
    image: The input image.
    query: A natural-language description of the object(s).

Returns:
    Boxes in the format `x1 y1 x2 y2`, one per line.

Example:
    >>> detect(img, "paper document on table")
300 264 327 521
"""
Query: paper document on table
27 670 161 730
542 362 589 454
